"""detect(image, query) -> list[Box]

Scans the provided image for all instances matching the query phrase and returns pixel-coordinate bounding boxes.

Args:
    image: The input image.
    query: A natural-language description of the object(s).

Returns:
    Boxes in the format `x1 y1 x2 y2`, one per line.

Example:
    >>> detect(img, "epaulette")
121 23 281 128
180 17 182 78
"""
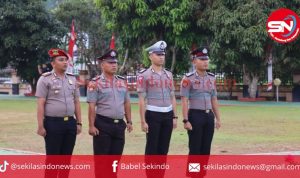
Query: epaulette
207 72 215 77
185 72 194 77
66 72 75 76
164 68 171 72
42 72 52 77
92 75 100 81
138 69 147 74
116 75 125 80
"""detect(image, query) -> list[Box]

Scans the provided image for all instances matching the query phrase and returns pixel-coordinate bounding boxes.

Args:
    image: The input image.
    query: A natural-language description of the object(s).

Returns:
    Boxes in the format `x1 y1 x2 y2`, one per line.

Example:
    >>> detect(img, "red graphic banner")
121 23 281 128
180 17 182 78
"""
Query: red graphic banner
0 155 299 178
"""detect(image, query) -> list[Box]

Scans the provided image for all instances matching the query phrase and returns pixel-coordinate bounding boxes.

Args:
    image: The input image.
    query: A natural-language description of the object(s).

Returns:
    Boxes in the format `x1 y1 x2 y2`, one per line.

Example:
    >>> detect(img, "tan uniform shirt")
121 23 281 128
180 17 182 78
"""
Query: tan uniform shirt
180 71 217 110
86 74 130 119
137 67 175 107
35 71 80 117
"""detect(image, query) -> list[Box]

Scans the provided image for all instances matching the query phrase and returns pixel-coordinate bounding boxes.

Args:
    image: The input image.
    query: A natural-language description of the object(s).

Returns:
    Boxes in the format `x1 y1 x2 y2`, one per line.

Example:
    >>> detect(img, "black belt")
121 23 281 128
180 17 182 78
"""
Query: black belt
45 116 74 121
96 114 123 124
189 109 212 114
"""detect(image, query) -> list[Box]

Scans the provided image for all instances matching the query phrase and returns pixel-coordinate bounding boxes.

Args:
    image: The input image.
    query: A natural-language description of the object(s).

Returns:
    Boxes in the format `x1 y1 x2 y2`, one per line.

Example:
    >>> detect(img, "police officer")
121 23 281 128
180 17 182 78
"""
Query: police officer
137 40 177 155
36 48 82 155
180 47 221 155
87 49 133 155
36 48 82 178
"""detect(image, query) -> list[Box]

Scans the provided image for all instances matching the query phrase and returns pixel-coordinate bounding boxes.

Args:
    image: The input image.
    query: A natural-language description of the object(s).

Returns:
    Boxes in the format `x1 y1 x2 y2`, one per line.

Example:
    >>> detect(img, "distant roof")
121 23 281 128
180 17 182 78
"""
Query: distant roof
0 67 14 74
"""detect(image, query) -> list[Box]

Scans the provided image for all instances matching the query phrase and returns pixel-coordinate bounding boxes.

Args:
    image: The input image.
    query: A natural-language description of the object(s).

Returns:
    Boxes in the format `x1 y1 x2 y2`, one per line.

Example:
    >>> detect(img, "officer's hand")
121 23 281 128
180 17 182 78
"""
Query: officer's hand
184 122 193 131
37 127 46 137
141 122 148 133
127 124 133 133
89 126 99 136
77 125 82 135
215 120 221 129
173 119 177 129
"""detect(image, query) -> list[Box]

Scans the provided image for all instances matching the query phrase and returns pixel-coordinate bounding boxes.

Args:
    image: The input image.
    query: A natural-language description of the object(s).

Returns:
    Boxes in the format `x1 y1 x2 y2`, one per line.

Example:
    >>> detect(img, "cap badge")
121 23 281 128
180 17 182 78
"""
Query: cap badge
110 51 116 57
53 49 59 55
160 42 165 50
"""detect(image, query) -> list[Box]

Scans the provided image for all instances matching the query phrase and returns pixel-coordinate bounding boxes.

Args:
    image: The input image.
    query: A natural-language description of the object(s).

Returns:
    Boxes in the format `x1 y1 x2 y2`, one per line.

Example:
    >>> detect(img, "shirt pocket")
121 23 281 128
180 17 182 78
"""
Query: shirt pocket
49 85 62 98
99 87 112 100
192 82 201 90
67 84 76 98
117 86 127 99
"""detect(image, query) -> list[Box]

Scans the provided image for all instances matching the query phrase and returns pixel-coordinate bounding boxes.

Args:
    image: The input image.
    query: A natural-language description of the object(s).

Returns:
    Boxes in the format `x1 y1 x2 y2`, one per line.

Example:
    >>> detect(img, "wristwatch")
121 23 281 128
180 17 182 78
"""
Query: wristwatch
182 119 189 124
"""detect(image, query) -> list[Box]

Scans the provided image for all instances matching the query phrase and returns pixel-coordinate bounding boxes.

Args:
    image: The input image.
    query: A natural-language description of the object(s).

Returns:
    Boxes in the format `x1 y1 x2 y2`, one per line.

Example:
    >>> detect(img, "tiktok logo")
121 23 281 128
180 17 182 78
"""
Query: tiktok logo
0 160 9 173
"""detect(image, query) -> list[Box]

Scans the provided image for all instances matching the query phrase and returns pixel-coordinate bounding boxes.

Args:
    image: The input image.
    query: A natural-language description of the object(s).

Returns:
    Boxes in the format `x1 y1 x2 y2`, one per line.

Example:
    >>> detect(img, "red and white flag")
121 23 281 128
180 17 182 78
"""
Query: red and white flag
67 20 76 74
68 20 76 59
110 33 115 49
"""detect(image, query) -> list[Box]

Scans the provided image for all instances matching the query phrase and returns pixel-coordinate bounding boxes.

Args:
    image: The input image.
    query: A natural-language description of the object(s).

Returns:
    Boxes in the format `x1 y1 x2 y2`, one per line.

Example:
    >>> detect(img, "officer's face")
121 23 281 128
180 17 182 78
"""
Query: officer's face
193 58 209 71
51 56 68 72
101 60 118 74
149 53 165 66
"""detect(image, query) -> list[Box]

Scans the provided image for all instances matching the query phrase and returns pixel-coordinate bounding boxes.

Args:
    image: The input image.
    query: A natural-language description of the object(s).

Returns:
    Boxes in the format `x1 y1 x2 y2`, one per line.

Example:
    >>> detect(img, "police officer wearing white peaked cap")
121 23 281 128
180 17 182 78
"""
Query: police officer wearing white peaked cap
137 40 178 155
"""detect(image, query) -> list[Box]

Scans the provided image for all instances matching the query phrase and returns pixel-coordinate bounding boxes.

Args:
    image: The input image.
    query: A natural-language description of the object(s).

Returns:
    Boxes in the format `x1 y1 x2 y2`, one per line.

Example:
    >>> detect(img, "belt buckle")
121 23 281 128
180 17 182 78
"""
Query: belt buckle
114 119 119 124
205 110 210 113
64 116 69 121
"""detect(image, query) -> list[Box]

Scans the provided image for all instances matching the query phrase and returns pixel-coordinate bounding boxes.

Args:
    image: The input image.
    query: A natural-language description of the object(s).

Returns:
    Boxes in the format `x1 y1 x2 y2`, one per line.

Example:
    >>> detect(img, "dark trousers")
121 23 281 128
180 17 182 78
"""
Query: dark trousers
93 115 126 178
186 110 214 178
187 109 215 155
44 116 77 155
93 114 127 155
145 110 173 155
44 116 77 178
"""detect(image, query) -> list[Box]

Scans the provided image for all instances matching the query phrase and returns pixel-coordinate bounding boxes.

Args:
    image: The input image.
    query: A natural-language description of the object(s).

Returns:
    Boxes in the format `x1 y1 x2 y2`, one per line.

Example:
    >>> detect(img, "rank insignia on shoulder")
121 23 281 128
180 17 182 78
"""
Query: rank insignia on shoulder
207 72 215 77
66 73 75 76
164 68 171 72
185 72 194 77
116 75 125 80
42 72 51 77
138 69 147 74
92 76 100 81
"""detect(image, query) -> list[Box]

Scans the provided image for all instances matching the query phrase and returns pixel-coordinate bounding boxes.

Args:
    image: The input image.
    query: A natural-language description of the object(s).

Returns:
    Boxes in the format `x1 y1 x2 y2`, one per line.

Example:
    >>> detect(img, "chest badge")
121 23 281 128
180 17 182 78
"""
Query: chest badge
195 80 200 84
68 79 73 85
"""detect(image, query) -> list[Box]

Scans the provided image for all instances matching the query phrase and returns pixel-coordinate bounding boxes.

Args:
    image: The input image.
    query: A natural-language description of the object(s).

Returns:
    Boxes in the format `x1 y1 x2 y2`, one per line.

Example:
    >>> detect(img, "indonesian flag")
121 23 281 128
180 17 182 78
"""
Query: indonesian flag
66 20 76 74
68 20 76 59
110 33 115 49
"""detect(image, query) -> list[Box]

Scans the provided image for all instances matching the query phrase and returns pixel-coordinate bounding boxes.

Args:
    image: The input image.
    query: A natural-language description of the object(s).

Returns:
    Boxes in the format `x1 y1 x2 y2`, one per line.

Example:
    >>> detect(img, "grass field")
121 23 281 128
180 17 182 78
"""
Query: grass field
0 98 299 155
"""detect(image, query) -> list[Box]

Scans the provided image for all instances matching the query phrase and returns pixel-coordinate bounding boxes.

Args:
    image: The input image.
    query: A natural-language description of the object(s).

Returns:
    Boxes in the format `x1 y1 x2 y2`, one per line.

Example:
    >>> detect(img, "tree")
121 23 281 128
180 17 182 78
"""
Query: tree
206 0 300 98
0 0 66 92
95 0 207 75
53 0 111 77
